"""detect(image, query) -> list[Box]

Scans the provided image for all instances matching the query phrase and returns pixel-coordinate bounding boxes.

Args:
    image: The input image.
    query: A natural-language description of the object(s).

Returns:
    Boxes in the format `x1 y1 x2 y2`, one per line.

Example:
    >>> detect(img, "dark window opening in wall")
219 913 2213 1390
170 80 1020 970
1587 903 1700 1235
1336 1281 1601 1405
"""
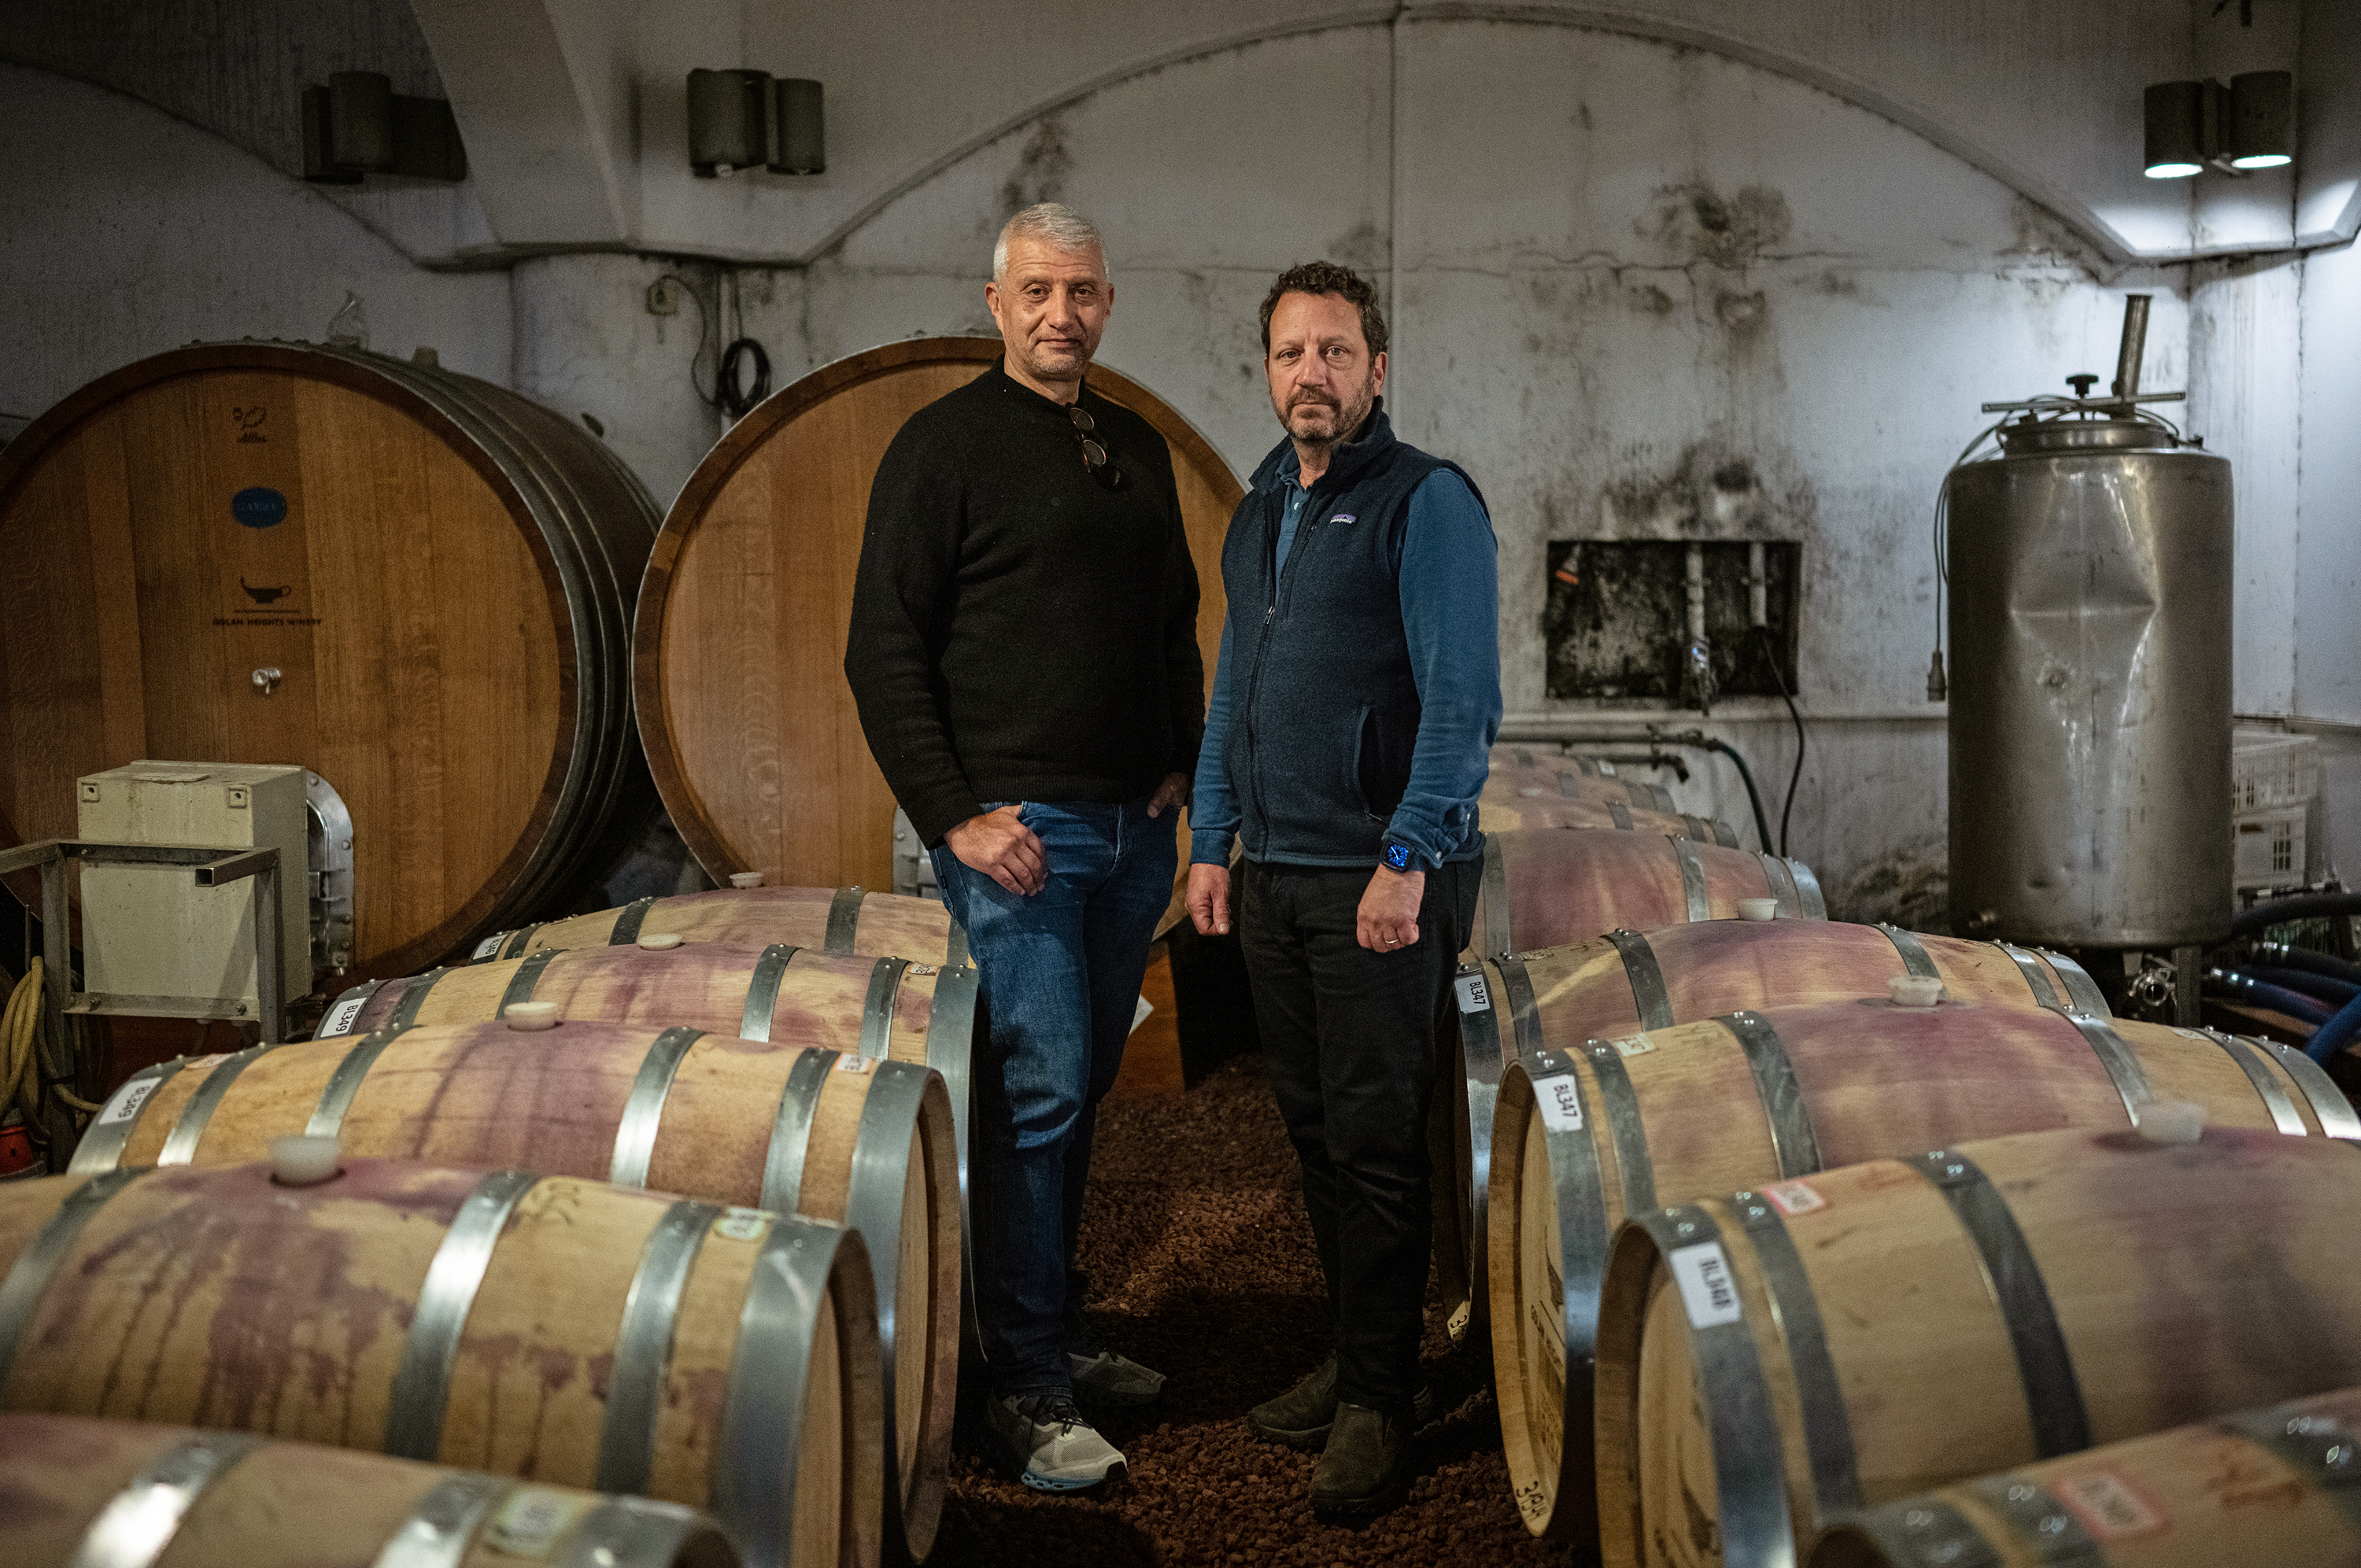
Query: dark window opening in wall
1544 540 1800 702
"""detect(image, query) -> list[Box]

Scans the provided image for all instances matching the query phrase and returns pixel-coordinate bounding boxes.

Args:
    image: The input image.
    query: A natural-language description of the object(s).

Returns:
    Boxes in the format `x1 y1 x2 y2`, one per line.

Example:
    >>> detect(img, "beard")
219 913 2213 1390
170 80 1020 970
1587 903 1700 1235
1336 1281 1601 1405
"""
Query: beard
1019 333 1091 382
1282 378 1375 448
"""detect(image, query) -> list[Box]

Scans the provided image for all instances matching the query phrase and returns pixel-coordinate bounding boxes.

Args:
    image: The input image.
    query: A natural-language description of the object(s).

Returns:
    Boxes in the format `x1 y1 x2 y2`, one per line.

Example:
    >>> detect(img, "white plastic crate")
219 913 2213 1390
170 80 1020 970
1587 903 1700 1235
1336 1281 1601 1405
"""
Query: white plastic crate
2233 805 2307 893
2233 730 2320 812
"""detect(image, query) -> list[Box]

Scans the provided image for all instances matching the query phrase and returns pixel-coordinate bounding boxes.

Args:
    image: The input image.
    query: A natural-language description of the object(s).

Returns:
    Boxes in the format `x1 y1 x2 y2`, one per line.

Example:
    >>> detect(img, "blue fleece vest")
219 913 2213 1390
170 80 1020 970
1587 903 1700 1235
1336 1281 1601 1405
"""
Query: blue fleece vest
1219 409 1480 866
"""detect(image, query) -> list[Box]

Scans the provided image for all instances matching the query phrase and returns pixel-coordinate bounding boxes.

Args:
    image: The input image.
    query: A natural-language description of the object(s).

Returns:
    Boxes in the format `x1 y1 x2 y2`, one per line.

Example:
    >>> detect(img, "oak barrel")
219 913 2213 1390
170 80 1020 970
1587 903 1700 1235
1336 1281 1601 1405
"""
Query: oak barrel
634 337 1242 893
1489 1005 2359 1541
1482 758 1678 813
68 1016 960 1562
0 1411 737 1568
1809 1385 2361 1568
1590 1124 2361 1566
1478 795 1736 845
0 343 660 978
471 884 968 968
1469 828 1824 961
0 1161 880 1568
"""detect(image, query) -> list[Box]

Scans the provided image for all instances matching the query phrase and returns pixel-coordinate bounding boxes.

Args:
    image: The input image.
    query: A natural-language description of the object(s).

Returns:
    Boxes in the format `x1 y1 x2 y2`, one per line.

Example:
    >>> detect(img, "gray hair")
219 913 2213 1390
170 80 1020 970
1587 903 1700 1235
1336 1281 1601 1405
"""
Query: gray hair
992 203 1107 281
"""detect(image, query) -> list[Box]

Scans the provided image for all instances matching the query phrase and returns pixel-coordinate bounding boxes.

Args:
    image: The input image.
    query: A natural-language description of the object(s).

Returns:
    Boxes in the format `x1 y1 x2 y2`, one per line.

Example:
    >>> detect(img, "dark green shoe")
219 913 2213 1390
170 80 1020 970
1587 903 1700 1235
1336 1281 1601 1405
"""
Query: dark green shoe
1247 1356 1434 1451
1310 1400 1410 1515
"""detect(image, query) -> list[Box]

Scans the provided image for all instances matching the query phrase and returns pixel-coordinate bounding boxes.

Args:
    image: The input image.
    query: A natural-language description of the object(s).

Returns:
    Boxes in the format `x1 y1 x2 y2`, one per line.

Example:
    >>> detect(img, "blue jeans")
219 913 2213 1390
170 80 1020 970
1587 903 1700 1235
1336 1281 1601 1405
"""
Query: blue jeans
929 795 1177 1396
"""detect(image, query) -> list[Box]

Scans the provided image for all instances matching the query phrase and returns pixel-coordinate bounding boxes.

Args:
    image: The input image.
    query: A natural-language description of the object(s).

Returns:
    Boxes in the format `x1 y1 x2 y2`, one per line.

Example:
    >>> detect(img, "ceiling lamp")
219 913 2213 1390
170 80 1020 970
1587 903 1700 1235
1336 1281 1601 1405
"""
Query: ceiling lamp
2142 81 2208 179
2227 70 2294 169
2143 71 2294 179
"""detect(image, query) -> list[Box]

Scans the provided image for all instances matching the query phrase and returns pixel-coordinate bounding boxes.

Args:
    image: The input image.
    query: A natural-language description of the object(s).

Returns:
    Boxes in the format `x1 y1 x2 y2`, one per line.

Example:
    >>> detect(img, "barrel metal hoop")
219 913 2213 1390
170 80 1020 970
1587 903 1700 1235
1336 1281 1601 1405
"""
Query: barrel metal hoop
318 977 388 1039
845 1062 935 1400
859 956 911 1061
715 1218 844 1568
593 1197 720 1496
68 1060 187 1174
1605 929 1675 1031
1731 1193 1861 1515
1608 799 1632 832
0 1168 146 1389
1521 1051 1614 1448
66 1430 268 1568
2201 1030 2307 1134
1458 964 1512 1302
1480 834 1514 958
608 1028 708 1186
1788 858 1828 919
926 966 980 1210
1512 746 1536 769
2049 1006 2156 1123
1837 1499 2004 1568
944 920 971 971
825 887 866 955
1875 923 1942 981
2254 1036 2361 1138
1496 955 1546 1062
1718 1012 1823 1179
390 968 453 1031
760 1050 838 1213
2226 1406 2361 1531
1908 1149 2091 1457
500 924 544 961
608 896 660 946
1633 1204 1797 1567
498 950 561 1015
385 1168 541 1461
1995 943 2062 1009
2041 949 2112 1016
1963 1473 2104 1563
374 1470 512 1568
1673 836 1711 922
552 1498 717 1568
738 944 800 1042
1555 769 1580 799
158 1042 280 1166
1713 819 1741 850
305 1028 410 1139
1756 853 1803 919
1583 1039 1656 1214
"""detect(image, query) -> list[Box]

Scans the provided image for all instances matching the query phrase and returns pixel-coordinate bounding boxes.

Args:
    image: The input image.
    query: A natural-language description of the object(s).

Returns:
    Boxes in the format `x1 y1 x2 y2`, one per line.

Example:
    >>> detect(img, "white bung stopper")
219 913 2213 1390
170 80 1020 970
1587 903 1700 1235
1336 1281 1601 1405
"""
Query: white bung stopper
637 932 684 950
1737 898 1779 922
729 872 764 889
2134 1098 2207 1146
504 1001 560 1031
1888 975 1945 1008
269 1134 342 1186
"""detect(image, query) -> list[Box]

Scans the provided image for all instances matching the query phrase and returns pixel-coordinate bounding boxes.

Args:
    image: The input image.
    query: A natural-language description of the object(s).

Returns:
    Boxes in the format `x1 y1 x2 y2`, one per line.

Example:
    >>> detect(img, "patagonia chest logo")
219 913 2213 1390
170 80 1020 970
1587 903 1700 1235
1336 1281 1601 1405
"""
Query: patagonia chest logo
1328 513 1356 526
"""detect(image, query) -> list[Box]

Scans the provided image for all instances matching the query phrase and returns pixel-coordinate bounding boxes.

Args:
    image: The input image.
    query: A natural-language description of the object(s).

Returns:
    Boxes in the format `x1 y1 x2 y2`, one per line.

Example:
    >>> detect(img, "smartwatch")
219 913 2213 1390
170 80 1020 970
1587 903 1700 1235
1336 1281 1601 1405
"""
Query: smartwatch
1382 839 1416 873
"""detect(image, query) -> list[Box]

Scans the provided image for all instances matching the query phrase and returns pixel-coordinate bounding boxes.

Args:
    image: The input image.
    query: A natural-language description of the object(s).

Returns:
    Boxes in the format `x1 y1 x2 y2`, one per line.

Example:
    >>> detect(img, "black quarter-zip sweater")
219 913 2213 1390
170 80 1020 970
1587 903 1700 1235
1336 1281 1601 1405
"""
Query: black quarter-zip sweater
844 360 1205 847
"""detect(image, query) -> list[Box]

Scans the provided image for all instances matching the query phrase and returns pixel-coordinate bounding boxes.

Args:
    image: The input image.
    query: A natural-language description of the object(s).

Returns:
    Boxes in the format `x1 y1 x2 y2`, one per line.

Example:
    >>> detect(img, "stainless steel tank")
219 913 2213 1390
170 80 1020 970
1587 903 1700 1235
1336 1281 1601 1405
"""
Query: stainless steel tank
1946 314 2233 949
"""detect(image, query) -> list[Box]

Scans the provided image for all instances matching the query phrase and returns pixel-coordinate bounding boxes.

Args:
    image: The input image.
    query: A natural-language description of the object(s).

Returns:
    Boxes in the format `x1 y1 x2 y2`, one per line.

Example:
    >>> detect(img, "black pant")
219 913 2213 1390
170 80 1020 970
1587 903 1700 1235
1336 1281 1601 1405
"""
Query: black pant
1237 854 1480 1411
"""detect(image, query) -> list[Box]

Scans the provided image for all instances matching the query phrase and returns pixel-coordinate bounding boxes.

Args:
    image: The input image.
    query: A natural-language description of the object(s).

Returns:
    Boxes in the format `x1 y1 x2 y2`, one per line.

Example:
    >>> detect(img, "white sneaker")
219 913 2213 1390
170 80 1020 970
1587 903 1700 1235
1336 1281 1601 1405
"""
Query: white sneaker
1070 1348 1166 1407
987 1393 1128 1492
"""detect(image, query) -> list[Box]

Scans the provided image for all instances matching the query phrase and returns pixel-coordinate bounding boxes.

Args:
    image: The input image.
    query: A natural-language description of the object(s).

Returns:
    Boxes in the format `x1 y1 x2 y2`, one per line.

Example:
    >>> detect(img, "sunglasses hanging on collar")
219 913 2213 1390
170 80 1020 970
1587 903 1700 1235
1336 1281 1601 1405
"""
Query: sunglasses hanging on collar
1068 404 1127 490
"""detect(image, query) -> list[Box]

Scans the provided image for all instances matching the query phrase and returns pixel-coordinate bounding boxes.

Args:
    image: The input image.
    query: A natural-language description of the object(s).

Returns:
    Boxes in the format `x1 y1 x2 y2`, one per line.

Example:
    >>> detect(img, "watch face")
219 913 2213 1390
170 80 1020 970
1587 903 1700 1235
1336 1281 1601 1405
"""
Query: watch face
1385 842 1412 871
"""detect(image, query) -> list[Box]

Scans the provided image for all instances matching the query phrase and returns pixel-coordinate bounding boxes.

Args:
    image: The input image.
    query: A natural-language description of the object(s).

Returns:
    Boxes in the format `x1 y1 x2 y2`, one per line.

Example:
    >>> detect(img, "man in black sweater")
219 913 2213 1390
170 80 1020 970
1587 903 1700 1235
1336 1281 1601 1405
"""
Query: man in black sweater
844 202 1202 1492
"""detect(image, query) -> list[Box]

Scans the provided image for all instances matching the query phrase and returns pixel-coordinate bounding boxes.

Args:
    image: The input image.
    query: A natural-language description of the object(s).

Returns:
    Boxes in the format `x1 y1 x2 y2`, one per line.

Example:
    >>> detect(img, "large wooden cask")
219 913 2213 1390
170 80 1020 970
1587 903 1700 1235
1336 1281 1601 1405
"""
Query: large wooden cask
634 338 1242 894
1487 1005 2357 1543
68 1016 959 1562
472 884 967 967
1478 795 1736 846
1469 828 1824 965
1483 755 1678 813
1587 1124 2361 1566
0 1161 880 1568
0 343 659 979
1809 1385 2361 1568
1 1411 737 1568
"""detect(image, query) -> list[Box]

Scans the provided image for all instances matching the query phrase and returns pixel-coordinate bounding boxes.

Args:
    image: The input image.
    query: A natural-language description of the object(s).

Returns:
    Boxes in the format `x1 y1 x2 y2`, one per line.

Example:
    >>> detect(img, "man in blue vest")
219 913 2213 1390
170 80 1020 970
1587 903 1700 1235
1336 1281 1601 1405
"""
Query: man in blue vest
1184 260 1500 1515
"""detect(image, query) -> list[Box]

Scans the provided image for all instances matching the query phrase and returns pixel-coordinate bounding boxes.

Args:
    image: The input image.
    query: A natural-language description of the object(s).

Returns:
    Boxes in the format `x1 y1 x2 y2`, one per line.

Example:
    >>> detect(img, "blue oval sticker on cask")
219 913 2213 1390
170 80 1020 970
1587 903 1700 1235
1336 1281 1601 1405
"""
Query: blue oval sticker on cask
231 487 288 528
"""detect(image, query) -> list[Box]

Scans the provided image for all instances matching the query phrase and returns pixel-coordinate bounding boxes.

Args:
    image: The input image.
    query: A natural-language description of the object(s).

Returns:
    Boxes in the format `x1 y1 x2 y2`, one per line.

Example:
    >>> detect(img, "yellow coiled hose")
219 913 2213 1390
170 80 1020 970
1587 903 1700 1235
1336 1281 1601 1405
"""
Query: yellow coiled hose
1 961 103 1144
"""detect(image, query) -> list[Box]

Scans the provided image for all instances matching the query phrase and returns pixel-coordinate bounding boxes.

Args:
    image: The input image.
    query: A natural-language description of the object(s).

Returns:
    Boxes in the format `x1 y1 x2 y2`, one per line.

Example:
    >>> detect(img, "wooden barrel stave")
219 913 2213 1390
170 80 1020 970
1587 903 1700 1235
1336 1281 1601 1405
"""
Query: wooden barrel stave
1487 1003 2354 1543
70 1019 962 1561
1469 829 1825 959
474 885 967 969
1477 797 1738 847
1481 762 1677 814
1590 1125 2361 1566
0 1161 879 1568
0 1411 739 1568
1809 1384 2361 1567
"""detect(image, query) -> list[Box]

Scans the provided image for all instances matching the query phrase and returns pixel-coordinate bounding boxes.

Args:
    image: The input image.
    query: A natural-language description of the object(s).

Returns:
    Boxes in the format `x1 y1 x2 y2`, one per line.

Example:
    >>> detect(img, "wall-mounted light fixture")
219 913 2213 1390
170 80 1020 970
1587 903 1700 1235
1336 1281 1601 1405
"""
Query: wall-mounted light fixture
687 69 825 178
302 71 467 183
2143 69 2292 179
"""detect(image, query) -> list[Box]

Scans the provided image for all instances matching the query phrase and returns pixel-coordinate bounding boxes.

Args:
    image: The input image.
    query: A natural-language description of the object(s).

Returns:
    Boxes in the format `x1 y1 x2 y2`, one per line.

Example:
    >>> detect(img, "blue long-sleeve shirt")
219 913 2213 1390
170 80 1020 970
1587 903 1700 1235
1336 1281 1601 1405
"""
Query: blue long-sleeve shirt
1190 452 1501 869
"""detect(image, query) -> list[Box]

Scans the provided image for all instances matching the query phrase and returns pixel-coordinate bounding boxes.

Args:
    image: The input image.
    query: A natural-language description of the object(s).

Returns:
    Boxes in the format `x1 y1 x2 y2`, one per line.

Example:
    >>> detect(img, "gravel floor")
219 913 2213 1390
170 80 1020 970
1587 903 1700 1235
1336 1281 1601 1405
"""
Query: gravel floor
931 1057 1588 1567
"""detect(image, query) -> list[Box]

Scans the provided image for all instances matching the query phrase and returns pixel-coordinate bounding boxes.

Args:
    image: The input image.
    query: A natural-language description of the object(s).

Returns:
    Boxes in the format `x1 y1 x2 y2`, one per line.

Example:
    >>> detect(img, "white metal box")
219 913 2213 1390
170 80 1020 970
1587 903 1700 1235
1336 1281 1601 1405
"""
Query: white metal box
76 761 309 1020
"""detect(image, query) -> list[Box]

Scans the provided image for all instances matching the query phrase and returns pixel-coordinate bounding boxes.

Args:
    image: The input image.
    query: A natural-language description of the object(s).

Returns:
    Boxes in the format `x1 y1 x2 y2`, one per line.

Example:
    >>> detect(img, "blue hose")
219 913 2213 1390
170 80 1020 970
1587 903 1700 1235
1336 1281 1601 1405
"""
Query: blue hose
2204 968 2334 1025
2246 965 2361 1005
2307 990 2361 1064
2255 942 2361 988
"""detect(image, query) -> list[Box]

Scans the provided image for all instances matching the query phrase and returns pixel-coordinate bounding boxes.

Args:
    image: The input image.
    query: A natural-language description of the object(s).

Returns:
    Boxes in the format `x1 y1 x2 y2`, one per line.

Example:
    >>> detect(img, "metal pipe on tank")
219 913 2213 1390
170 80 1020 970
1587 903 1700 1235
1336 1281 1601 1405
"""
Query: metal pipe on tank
2112 294 2151 399
1746 540 1769 628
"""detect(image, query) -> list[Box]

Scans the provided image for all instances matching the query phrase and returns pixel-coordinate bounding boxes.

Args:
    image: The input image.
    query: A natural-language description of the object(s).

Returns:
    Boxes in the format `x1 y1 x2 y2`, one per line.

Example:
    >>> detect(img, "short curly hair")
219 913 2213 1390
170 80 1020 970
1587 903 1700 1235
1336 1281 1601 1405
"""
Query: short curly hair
1259 260 1388 360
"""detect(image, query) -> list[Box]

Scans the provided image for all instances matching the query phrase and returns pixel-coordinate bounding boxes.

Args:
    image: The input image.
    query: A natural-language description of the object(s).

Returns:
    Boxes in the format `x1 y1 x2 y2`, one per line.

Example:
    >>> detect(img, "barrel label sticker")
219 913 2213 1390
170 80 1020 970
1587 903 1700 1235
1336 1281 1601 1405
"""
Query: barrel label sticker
1668 1241 1743 1328
1535 1073 1585 1134
1764 1179 1825 1217
714 1207 769 1243
231 486 288 528
1454 973 1491 1013
834 1054 871 1075
320 994 371 1037
2053 1468 2167 1540
485 1487 593 1558
908 964 939 976
472 934 508 961
97 1075 159 1127
1611 1033 1654 1057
